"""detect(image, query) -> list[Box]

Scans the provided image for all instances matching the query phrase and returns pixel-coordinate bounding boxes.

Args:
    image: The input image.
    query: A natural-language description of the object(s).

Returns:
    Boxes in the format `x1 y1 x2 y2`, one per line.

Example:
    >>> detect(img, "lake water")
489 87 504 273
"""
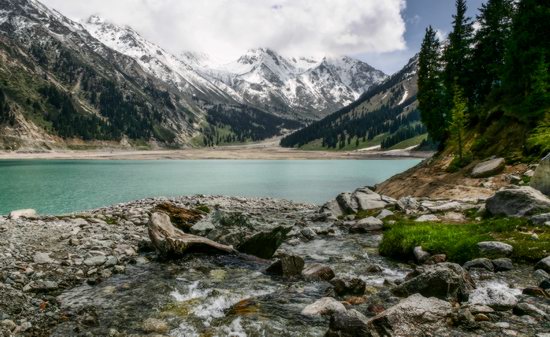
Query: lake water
0 159 420 215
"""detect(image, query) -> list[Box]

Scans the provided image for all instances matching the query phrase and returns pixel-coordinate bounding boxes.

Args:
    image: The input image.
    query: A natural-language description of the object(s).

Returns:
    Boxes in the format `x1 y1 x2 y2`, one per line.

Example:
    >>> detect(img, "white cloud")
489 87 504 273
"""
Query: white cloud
434 28 447 42
41 0 407 62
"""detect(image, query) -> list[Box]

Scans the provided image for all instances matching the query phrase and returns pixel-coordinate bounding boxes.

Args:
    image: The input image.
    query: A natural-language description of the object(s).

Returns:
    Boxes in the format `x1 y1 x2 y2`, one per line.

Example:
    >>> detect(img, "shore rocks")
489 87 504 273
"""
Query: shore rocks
366 294 453 337
464 258 494 272
235 226 291 259
148 212 236 257
302 264 335 281
468 283 519 310
477 241 513 258
486 186 550 217
301 297 345 316
531 153 550 196
392 263 475 302
8 209 37 220
415 214 440 222
266 254 304 278
348 217 383 233
535 256 550 273
471 158 505 178
321 187 392 217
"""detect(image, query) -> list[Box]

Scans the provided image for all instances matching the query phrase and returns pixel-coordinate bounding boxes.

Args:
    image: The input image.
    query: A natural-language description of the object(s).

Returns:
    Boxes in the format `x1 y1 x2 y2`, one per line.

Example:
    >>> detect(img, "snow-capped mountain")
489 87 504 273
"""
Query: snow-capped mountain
189 48 388 120
82 16 387 121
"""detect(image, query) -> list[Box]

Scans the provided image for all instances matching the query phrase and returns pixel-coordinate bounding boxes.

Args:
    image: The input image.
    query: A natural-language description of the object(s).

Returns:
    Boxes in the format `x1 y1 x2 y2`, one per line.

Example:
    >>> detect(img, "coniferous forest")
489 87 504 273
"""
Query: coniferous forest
418 0 549 162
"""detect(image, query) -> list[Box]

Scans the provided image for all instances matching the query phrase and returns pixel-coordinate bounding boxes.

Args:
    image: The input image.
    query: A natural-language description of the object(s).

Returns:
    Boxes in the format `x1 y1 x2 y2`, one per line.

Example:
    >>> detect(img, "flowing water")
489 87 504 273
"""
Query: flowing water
52 228 411 336
0 159 420 215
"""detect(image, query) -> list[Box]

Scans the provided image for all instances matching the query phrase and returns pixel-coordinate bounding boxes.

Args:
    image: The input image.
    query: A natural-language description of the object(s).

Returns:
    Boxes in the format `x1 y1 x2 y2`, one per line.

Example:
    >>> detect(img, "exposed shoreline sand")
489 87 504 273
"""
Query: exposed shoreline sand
0 146 433 161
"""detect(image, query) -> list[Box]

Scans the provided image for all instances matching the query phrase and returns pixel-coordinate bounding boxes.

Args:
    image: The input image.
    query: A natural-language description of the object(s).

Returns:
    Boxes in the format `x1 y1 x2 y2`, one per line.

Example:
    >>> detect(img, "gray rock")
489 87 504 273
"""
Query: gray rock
302 263 335 281
354 188 387 211
468 284 518 310
415 214 440 222
236 226 291 259
327 309 370 336
320 199 343 218
104 256 118 268
266 254 304 278
477 241 513 258
531 153 550 196
300 227 317 240
534 269 550 283
83 256 107 267
367 294 453 337
486 186 550 217
330 278 366 296
492 258 513 272
397 196 420 211
190 220 215 234
376 209 394 220
301 297 346 316
8 209 37 220
413 246 431 264
336 192 357 214
33 252 53 264
349 217 383 233
531 213 550 226
471 158 505 178
392 263 475 302
540 279 550 290
513 302 548 318
464 258 494 272
535 256 550 273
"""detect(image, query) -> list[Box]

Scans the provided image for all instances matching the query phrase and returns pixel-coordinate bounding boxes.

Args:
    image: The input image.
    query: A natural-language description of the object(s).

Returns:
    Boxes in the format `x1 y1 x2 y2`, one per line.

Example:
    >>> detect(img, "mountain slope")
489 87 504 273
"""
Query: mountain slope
0 0 208 149
280 55 424 150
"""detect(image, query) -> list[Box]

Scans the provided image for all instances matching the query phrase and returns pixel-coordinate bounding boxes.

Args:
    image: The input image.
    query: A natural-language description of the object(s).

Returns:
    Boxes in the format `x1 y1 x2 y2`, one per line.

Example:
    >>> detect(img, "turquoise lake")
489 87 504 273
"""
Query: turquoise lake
0 159 420 215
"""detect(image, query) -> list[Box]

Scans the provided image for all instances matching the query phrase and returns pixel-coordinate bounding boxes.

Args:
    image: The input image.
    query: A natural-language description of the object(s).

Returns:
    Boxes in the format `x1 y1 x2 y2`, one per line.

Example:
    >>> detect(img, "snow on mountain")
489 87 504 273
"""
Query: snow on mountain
82 17 387 120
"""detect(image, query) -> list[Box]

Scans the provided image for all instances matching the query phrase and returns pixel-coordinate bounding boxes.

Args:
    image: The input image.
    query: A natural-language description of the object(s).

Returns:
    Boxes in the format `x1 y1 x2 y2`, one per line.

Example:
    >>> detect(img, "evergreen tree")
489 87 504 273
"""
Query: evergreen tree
443 0 474 102
470 0 514 108
503 0 550 119
449 88 468 162
418 26 446 143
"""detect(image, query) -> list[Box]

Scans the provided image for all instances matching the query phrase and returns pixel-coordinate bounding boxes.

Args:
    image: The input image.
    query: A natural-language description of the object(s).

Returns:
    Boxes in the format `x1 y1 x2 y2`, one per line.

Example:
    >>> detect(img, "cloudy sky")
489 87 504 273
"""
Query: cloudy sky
41 0 485 74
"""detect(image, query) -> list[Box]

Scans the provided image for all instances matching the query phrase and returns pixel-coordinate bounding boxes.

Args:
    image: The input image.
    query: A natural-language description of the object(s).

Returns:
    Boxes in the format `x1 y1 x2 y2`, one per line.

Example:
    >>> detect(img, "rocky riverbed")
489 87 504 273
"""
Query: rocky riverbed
1 189 549 336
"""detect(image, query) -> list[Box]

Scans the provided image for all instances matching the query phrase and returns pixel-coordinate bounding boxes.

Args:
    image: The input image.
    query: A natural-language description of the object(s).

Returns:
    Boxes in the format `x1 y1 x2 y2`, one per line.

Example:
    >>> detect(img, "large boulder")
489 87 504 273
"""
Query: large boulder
148 212 235 257
321 187 392 217
531 153 550 196
471 158 505 178
392 263 475 302
366 294 453 337
354 188 389 211
486 186 550 217
235 226 291 259
320 200 344 218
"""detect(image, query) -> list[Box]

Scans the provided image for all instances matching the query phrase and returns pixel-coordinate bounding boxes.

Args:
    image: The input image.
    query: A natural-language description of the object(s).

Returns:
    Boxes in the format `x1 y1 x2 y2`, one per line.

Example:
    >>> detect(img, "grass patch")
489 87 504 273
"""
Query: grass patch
388 133 429 150
379 218 550 264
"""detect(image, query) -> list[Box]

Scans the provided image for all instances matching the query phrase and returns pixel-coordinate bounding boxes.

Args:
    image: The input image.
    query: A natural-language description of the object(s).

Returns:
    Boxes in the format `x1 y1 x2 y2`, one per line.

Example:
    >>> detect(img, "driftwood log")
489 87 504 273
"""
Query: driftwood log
148 212 236 257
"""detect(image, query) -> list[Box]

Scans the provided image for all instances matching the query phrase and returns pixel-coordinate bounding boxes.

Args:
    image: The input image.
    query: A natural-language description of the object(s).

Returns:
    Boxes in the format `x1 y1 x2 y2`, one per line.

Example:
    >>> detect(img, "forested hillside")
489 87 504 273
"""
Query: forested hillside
418 0 549 164
280 56 424 150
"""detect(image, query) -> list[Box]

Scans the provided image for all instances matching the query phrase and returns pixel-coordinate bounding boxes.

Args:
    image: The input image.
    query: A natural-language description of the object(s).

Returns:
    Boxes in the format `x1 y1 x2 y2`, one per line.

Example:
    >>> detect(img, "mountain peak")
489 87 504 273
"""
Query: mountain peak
86 15 105 25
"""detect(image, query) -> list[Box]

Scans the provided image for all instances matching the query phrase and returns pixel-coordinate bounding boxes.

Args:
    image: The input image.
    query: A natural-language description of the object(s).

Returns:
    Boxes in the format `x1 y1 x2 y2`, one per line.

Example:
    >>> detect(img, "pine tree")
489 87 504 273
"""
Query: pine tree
443 0 474 102
503 0 550 120
470 0 514 108
449 88 468 162
418 26 446 143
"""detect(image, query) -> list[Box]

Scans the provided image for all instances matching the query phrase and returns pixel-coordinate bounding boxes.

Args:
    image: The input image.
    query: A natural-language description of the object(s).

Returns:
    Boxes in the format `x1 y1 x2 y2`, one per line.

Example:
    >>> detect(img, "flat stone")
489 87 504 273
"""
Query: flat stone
513 302 548 318
464 258 494 272
301 297 346 316
33 252 53 264
349 216 383 233
8 209 37 220
471 158 505 178
415 214 440 222
477 241 513 258
468 283 519 310
83 256 107 267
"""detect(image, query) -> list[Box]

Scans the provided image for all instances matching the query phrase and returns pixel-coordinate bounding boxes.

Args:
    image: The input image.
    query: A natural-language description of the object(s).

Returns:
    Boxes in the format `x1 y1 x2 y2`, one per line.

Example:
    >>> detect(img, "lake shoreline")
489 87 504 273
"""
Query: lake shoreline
0 148 434 161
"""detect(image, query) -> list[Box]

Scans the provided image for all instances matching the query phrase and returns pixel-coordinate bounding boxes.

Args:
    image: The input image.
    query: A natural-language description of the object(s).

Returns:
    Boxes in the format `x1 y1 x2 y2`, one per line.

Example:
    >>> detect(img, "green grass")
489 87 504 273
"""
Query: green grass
388 133 429 150
379 218 550 264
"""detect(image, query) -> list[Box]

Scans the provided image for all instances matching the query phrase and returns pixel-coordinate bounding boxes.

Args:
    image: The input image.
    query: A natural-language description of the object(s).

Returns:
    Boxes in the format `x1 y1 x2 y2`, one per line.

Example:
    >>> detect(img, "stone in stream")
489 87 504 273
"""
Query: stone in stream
392 263 475 302
301 297 346 316
467 284 518 311
513 302 548 318
148 212 236 257
326 309 370 336
522 287 548 298
302 263 335 281
471 158 505 178
531 153 550 196
33 252 54 264
236 226 291 259
486 186 550 217
477 241 513 258
83 256 107 267
535 256 550 273
330 278 366 297
8 209 37 220
348 217 383 233
492 258 513 272
266 254 304 278
463 258 495 272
